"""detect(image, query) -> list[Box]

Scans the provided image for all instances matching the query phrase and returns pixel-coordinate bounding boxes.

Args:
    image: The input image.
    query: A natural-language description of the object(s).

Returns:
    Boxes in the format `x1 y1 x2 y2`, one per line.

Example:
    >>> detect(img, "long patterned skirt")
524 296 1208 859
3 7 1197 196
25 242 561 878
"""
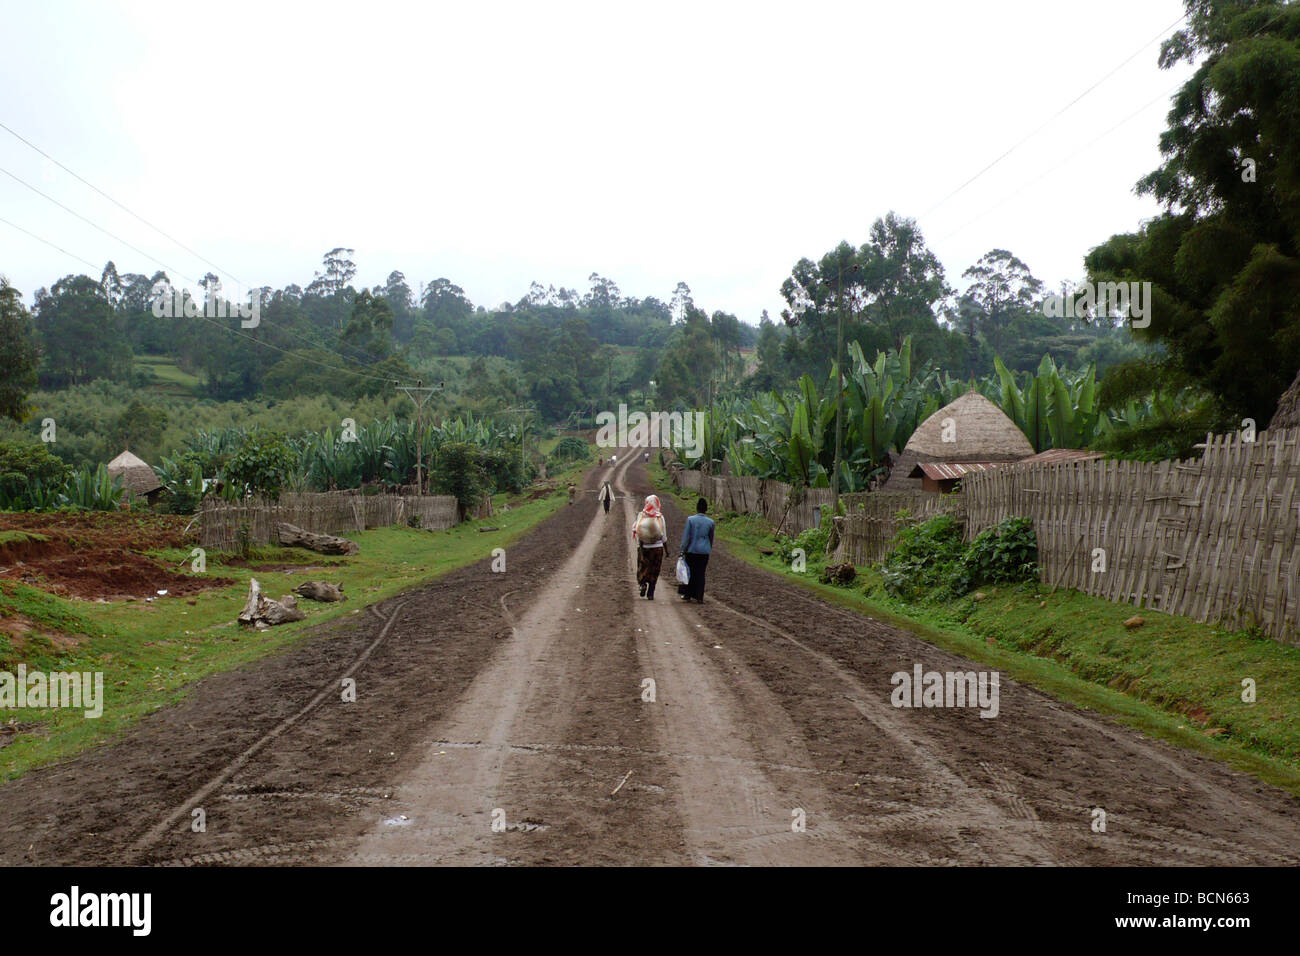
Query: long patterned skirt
637 545 664 586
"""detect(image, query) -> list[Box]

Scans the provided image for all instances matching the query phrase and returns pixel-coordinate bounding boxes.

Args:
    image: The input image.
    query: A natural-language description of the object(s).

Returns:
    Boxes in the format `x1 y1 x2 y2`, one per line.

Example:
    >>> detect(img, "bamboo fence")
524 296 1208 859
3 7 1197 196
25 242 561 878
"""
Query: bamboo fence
200 491 459 551
662 428 1300 644
961 428 1300 643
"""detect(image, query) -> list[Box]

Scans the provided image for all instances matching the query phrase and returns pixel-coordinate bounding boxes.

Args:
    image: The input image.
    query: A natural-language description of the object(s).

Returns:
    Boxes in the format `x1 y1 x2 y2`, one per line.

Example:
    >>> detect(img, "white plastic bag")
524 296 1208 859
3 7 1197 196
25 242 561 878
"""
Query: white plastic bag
676 555 690 585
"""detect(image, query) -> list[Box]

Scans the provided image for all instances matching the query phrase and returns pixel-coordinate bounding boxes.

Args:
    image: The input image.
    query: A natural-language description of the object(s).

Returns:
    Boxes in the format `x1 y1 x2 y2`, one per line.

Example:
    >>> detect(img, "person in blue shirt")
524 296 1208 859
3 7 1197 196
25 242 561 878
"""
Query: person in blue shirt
678 497 715 603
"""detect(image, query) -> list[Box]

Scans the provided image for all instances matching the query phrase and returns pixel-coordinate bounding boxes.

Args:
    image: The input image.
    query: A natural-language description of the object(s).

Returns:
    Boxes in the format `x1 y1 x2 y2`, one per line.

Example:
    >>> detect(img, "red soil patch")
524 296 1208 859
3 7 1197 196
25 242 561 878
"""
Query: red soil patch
0 614 84 653
0 512 232 601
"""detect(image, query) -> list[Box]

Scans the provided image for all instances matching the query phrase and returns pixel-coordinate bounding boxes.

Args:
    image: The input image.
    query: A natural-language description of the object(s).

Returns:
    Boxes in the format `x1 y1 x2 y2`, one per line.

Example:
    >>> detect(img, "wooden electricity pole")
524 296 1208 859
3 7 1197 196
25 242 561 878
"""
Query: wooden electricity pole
397 379 441 494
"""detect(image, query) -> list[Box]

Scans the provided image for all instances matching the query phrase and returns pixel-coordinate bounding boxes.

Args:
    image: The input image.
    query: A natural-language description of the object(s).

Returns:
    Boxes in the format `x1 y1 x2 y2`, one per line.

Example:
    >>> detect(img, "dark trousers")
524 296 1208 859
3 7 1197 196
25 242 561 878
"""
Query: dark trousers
603 498 610 513
681 552 709 601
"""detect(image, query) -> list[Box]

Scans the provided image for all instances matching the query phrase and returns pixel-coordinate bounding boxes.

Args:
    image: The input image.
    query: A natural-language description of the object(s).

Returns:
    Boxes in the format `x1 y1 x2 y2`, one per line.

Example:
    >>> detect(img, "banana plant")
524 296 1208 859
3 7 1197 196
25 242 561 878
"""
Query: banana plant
61 464 124 511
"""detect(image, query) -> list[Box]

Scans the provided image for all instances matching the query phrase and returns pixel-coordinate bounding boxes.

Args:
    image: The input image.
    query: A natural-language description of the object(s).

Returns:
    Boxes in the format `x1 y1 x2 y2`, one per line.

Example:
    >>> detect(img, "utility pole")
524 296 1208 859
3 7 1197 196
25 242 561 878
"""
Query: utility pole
831 262 859 516
397 379 441 494
506 405 531 476
832 264 845 516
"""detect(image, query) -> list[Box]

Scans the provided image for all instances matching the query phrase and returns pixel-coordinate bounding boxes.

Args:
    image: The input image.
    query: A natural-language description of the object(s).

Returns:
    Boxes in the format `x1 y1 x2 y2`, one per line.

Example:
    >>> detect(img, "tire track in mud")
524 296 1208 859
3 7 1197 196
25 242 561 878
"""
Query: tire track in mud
4 455 1300 868
698 593 1059 864
131 599 409 856
649 471 1300 867
341 455 650 865
619 475 890 865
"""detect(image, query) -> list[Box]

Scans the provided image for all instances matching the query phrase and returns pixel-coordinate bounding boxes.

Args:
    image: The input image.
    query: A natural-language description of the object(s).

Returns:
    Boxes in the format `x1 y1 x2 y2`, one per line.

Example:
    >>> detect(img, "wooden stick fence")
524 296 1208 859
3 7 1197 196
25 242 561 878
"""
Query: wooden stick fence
200 491 459 551
661 428 1300 644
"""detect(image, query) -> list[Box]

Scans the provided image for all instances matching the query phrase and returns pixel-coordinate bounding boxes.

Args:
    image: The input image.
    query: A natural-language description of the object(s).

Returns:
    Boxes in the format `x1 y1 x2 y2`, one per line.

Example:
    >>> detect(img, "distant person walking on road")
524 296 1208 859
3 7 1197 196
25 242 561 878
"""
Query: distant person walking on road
632 494 668 600
568 482 576 506
678 497 715 603
598 480 613 514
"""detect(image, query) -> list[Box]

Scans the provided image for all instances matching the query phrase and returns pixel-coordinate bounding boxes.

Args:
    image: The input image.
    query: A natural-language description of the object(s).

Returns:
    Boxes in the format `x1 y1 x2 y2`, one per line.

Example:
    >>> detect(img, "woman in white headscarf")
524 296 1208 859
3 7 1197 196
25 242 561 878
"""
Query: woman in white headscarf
631 494 668 599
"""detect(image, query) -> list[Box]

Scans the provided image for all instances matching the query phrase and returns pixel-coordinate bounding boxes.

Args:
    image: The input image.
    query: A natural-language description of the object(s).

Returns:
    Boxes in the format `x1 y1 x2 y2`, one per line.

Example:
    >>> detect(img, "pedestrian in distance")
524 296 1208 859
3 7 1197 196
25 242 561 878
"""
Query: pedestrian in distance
598 480 613 514
678 497 714 603
568 482 576 506
632 494 668 600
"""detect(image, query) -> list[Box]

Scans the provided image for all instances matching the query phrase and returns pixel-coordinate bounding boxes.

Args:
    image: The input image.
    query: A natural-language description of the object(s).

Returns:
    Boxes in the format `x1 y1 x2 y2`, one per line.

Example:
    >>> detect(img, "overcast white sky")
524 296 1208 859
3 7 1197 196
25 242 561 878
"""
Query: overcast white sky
0 0 1192 323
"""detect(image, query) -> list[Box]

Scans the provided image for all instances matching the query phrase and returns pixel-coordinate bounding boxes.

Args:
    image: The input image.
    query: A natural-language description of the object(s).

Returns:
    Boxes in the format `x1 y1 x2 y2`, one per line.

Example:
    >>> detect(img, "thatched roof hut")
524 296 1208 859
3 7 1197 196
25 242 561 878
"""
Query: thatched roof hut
1268 368 1300 431
881 391 1033 491
107 450 162 498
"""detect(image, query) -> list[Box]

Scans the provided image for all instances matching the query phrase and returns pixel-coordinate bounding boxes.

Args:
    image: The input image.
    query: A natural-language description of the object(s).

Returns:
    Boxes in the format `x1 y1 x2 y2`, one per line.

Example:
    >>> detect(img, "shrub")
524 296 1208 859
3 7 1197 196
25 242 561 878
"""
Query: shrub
880 513 1039 601
953 517 1038 593
225 432 296 501
480 448 526 495
430 441 488 520
879 512 967 600
775 507 834 565
0 441 69 510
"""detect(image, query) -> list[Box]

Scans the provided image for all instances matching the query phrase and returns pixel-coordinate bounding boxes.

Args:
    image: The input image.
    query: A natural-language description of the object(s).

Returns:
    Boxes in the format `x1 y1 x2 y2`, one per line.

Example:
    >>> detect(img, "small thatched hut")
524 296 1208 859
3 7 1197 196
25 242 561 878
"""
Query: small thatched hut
881 390 1034 491
1268 368 1300 431
107 450 163 503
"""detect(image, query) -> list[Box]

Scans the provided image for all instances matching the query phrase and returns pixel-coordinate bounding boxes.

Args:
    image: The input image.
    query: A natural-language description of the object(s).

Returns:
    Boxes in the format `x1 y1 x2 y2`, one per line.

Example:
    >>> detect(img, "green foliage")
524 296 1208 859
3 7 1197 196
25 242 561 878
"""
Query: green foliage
880 513 1037 601
110 399 168 458
31 274 132 388
550 436 591 463
153 454 206 514
1082 1 1300 426
430 441 488 519
879 512 968 601
775 507 834 565
225 432 296 501
951 517 1039 595
0 441 68 508
62 464 124 511
0 279 40 422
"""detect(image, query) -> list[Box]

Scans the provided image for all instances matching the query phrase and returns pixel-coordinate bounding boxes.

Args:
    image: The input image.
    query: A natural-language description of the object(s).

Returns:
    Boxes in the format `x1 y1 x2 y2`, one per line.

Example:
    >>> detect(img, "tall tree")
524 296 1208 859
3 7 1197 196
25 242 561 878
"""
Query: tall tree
1088 0 1300 423
961 249 1045 360
32 275 131 387
0 278 40 421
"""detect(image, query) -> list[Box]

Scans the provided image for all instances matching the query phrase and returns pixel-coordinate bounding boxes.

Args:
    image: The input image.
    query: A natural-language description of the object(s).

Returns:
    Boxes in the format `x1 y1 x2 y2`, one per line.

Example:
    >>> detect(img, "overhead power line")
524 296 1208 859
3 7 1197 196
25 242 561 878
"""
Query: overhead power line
0 118 245 287
920 12 1190 219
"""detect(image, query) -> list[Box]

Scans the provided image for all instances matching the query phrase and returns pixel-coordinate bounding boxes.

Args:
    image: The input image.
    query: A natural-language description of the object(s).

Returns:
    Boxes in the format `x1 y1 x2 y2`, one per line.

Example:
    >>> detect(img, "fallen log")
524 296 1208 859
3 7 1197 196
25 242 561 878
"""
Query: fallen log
276 522 359 555
292 581 345 602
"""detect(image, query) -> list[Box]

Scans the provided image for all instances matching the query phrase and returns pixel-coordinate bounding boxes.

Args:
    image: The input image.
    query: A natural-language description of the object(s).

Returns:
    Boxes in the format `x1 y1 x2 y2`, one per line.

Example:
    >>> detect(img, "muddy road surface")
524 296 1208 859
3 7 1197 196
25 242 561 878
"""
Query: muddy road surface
1 455 1297 866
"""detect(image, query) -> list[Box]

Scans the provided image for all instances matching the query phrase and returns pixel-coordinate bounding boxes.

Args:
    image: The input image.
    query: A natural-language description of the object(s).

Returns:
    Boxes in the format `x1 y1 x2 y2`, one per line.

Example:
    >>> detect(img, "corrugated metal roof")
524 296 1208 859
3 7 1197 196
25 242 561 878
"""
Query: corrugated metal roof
908 461 1005 481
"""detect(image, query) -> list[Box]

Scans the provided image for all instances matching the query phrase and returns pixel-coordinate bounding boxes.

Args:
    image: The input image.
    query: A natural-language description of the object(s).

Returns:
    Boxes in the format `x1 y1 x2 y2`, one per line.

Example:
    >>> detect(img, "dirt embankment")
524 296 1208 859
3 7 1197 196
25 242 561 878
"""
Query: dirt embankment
0 512 231 601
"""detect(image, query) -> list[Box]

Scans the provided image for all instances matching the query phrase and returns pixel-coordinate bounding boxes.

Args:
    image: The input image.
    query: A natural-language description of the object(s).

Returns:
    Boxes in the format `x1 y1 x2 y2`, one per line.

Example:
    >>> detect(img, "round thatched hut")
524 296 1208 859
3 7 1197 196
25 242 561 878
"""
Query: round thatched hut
106 450 163 502
1268 368 1300 431
881 390 1033 491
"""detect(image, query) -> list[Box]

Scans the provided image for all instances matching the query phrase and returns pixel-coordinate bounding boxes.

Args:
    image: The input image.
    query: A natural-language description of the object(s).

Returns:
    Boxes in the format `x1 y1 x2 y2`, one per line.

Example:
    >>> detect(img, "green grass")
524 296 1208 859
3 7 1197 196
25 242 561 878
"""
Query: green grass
0 466 584 780
0 530 48 548
650 460 1300 796
135 355 202 395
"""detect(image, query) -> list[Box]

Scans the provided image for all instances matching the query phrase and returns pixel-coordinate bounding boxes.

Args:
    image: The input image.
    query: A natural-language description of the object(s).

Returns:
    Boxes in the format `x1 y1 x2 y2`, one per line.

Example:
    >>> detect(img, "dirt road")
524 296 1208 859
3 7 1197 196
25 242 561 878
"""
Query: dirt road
1 454 1298 866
